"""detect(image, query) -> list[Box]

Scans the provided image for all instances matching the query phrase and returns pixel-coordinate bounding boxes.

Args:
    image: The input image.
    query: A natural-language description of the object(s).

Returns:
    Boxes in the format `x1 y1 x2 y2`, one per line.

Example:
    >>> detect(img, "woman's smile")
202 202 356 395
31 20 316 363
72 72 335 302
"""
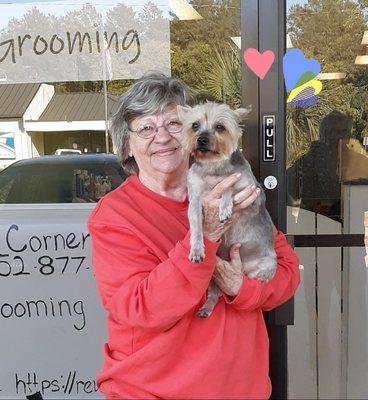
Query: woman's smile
152 147 179 156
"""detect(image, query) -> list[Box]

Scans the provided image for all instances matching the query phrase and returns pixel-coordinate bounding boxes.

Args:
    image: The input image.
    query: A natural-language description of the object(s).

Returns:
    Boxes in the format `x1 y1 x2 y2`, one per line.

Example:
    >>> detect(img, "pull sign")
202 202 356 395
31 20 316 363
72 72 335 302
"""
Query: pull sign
263 115 276 161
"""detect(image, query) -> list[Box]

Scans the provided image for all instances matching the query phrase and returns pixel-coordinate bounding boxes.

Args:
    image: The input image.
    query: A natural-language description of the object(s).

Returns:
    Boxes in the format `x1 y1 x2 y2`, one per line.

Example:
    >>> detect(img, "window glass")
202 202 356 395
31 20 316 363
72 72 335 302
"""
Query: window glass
2 162 124 203
0 0 241 203
285 2 368 399
286 0 368 225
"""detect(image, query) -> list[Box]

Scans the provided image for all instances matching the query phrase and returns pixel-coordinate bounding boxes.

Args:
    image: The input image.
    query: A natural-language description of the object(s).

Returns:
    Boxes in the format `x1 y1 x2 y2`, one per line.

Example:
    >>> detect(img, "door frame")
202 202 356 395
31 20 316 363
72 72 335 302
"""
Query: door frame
241 1 365 398
241 1 289 398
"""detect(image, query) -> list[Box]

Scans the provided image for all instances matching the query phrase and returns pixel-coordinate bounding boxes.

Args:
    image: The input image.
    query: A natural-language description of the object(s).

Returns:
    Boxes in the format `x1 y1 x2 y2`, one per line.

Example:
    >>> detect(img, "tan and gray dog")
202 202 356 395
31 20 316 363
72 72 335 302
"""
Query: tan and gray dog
177 102 276 318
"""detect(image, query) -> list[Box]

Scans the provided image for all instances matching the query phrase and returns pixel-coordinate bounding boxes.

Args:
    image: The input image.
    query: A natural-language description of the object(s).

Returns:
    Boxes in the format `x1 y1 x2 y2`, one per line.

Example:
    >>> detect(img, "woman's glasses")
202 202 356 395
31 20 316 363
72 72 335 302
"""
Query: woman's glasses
129 119 183 139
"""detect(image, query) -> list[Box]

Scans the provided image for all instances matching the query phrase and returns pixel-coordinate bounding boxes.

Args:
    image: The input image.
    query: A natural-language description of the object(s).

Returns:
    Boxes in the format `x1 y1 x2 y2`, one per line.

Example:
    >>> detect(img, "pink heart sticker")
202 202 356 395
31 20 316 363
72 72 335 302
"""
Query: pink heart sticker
243 48 275 79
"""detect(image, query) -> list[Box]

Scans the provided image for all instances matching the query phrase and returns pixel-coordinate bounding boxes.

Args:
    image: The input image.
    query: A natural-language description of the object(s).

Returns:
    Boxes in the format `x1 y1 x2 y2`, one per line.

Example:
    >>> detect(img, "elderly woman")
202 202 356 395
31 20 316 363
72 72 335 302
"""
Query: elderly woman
88 72 300 400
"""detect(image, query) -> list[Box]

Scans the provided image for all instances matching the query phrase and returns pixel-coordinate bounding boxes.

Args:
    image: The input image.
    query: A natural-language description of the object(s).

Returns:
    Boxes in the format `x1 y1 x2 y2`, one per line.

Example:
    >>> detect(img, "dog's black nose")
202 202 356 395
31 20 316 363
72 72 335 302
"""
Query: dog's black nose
197 136 209 146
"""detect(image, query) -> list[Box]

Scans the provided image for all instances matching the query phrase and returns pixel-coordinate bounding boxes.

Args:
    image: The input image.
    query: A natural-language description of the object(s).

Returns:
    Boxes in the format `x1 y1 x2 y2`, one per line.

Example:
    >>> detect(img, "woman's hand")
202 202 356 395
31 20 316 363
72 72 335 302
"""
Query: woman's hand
203 174 260 242
213 244 244 297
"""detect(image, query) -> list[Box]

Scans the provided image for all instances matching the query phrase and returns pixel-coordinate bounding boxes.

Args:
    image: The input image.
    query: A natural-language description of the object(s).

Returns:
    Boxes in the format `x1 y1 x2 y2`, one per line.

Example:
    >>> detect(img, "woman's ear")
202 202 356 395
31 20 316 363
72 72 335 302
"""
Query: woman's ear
126 128 134 158
127 140 133 158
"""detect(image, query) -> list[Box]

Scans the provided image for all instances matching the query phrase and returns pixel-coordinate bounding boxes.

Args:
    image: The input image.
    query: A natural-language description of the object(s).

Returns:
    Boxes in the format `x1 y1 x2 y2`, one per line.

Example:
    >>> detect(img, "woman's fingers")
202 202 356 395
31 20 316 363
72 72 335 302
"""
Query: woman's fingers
205 173 241 201
229 243 242 263
214 246 243 296
233 184 259 204
203 177 261 242
233 186 260 212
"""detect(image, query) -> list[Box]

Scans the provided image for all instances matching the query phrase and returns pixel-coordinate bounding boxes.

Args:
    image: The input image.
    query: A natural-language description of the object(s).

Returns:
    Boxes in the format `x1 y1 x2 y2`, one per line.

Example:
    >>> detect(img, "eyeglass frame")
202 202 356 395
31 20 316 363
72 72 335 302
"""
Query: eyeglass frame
128 117 183 139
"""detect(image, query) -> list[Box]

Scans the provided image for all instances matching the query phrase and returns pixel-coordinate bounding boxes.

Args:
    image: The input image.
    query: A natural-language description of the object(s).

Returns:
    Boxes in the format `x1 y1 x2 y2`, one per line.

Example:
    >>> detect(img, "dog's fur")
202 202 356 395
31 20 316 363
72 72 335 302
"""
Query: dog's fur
177 102 276 318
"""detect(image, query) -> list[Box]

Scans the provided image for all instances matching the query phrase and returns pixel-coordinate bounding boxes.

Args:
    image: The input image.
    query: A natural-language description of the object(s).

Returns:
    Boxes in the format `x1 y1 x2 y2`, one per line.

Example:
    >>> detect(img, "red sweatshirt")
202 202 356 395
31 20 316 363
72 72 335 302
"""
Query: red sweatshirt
88 174 300 400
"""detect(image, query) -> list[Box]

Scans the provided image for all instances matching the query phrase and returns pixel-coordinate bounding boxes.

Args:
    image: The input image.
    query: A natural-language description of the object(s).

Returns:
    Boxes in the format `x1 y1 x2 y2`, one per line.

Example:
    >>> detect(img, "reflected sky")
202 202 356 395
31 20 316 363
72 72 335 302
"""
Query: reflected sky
0 0 64 2
0 0 309 10
288 0 308 8
0 0 169 28
0 0 317 7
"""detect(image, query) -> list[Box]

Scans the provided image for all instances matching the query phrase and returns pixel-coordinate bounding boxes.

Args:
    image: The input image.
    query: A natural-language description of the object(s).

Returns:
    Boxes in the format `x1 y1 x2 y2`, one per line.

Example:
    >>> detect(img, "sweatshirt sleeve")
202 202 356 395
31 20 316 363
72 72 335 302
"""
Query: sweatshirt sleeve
223 230 300 312
88 221 220 331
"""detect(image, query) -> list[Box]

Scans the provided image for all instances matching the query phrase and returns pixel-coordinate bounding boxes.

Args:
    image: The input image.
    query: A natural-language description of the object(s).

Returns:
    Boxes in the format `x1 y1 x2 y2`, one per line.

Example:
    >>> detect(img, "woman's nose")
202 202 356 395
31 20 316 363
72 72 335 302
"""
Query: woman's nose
154 125 172 142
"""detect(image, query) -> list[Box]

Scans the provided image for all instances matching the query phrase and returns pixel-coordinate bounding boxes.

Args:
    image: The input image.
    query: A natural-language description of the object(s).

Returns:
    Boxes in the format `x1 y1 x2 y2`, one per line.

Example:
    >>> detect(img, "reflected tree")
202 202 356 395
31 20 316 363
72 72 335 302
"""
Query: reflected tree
287 0 368 167
170 0 241 104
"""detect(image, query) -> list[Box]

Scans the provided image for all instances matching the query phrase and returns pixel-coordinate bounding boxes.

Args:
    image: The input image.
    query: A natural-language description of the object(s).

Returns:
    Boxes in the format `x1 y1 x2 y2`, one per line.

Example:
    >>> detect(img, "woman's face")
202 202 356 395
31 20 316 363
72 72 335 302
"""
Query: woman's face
128 104 189 179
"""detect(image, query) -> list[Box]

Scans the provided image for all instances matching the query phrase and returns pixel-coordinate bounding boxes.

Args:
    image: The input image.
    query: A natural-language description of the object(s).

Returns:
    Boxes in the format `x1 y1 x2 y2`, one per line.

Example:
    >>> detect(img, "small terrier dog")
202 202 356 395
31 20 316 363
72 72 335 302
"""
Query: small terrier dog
177 102 277 318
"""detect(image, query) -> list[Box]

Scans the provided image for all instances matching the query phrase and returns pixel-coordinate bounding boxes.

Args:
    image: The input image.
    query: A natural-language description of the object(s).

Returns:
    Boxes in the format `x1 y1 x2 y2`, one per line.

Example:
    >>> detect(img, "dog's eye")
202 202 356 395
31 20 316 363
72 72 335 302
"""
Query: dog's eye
216 124 225 132
192 122 200 131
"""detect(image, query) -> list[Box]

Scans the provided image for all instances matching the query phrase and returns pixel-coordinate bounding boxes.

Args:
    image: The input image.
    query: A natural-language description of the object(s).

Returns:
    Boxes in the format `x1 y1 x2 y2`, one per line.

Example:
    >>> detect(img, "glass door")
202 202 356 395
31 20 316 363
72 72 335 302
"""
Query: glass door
242 1 290 398
242 1 367 398
284 0 368 398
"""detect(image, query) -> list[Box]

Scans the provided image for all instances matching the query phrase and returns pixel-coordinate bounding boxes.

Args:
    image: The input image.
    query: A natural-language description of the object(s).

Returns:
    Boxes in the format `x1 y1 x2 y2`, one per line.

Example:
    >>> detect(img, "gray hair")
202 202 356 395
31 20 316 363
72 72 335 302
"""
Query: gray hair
110 72 191 175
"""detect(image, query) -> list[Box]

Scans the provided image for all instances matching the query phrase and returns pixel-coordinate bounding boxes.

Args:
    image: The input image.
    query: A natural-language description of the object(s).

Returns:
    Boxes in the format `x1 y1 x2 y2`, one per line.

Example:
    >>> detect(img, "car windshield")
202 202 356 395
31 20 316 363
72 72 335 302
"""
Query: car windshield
0 161 125 203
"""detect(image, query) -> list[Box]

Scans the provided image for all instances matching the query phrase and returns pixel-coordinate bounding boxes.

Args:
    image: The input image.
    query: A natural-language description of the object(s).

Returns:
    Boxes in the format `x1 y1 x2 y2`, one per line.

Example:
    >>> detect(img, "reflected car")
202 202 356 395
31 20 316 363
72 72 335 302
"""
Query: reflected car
0 154 126 203
54 148 83 155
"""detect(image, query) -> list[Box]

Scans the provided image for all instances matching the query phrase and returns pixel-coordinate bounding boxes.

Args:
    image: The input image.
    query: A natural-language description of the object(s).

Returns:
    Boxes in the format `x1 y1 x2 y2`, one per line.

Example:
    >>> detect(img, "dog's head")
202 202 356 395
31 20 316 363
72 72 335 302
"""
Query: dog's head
177 102 251 163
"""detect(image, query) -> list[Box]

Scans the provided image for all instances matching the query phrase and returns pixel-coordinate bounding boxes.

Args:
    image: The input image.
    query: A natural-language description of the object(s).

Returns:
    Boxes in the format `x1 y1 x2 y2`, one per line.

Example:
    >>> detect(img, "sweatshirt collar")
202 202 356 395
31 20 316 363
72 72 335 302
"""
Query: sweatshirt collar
128 174 189 210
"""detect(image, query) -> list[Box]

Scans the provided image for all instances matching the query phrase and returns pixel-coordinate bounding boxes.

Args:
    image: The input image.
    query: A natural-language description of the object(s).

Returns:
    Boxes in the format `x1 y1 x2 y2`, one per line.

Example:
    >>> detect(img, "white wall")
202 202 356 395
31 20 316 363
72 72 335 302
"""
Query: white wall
0 120 24 170
0 84 54 169
23 84 54 121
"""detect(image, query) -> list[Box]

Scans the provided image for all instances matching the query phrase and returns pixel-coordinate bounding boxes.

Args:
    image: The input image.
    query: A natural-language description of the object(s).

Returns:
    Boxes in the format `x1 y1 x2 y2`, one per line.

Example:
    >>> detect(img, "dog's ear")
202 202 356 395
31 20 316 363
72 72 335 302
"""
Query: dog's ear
234 105 252 122
176 105 192 121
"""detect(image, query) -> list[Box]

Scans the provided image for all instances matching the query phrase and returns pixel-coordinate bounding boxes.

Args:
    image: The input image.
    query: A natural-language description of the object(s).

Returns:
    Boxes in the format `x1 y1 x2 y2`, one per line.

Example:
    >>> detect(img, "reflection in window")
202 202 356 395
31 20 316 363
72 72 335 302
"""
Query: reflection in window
0 162 124 204
0 0 242 206
286 0 368 224
170 1 241 107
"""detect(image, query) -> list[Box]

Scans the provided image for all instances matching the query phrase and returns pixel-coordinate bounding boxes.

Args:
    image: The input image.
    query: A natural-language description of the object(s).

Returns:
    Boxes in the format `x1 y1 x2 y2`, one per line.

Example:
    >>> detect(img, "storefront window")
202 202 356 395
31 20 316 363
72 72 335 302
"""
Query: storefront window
0 4 242 396
285 1 368 398
0 0 241 202
286 0 368 225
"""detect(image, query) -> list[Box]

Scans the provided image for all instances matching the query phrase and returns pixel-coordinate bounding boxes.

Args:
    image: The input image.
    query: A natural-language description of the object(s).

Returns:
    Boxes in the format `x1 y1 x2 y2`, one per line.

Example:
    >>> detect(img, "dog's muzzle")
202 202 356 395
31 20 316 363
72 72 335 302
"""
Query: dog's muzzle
196 135 210 152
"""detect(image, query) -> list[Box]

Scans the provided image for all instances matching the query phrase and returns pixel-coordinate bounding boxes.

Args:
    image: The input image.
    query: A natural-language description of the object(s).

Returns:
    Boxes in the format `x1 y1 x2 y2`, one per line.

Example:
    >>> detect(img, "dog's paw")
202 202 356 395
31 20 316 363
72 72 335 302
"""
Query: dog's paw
196 309 211 318
190 253 204 263
189 243 205 263
219 204 233 222
248 263 276 282
255 269 276 281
